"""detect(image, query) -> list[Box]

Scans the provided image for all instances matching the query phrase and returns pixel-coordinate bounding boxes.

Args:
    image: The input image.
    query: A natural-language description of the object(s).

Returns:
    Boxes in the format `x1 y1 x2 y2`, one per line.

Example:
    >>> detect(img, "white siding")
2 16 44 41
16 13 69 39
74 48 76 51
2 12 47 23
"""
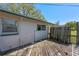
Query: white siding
19 22 35 46
0 18 50 51
0 35 19 51
0 19 3 51
0 19 19 51
35 31 48 41
0 19 2 35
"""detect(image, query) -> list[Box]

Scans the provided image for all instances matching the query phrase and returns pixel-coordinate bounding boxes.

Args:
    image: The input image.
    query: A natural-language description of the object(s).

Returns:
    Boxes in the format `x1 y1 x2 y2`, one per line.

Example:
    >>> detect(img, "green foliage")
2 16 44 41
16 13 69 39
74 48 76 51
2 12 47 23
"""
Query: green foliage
7 4 20 14
65 21 76 29
2 3 46 21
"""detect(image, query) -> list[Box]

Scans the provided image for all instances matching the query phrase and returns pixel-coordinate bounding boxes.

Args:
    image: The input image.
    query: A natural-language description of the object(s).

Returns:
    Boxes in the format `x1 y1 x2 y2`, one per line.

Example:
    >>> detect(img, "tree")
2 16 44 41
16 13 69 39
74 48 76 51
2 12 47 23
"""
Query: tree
7 3 20 14
6 3 46 21
19 3 34 16
65 21 76 29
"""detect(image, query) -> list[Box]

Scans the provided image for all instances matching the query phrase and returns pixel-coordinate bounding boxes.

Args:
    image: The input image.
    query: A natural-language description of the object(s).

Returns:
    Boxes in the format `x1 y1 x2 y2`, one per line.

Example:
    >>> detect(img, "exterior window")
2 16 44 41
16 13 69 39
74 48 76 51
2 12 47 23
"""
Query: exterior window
37 25 46 31
37 25 41 31
1 18 18 36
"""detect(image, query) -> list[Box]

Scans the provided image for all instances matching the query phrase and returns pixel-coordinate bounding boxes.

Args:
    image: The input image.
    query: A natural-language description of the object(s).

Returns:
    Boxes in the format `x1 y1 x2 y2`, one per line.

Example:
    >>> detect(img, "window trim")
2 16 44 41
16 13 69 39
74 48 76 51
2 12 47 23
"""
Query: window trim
37 24 46 31
0 32 18 36
1 18 18 36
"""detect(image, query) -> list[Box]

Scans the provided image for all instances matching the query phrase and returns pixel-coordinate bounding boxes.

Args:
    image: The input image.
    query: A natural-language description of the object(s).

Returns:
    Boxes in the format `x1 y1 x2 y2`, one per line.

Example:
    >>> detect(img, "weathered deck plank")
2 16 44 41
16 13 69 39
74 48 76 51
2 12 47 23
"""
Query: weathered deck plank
4 40 72 56
73 45 79 56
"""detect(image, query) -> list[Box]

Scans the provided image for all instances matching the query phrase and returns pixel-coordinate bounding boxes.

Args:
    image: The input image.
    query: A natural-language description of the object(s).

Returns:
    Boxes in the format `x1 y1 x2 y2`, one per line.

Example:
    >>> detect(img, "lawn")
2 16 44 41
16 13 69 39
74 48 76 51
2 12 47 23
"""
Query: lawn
70 30 77 44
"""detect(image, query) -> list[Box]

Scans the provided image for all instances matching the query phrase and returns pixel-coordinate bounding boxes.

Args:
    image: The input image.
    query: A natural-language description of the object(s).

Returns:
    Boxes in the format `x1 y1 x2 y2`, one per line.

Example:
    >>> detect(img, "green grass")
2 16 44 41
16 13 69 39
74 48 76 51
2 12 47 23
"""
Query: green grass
70 30 77 44
70 36 76 44
71 30 77 35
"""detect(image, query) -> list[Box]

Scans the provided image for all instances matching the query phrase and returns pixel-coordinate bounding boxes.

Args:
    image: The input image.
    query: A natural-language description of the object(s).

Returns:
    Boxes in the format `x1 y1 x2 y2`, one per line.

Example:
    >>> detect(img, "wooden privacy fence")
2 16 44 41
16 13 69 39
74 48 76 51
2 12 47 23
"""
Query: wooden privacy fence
50 25 71 44
50 22 79 44
76 22 79 44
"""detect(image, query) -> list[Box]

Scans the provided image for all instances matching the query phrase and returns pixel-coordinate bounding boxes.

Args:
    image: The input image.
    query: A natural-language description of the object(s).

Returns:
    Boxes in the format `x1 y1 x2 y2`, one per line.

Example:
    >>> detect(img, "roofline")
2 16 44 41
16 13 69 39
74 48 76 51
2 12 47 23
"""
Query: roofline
0 9 55 25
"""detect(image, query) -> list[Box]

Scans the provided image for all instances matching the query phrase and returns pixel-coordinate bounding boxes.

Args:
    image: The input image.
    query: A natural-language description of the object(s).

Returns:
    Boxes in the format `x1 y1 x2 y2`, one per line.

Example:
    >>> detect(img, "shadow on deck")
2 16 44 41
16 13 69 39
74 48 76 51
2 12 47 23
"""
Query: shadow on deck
1 39 72 56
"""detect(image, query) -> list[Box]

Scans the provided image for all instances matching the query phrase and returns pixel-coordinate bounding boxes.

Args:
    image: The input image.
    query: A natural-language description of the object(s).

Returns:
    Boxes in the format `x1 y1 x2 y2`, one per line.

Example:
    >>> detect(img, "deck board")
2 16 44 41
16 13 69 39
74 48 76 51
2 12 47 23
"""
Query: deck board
4 40 72 56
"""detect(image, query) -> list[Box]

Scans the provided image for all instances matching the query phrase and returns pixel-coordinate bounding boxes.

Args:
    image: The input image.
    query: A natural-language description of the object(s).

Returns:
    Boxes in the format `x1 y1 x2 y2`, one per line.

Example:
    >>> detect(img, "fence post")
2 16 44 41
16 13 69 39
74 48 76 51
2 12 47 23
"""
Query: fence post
76 22 79 44
50 25 71 44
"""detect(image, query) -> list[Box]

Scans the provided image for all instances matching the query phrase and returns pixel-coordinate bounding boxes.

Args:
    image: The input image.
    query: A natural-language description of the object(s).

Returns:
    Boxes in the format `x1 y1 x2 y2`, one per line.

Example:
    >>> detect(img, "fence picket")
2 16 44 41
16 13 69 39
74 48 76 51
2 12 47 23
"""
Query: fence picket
50 25 71 44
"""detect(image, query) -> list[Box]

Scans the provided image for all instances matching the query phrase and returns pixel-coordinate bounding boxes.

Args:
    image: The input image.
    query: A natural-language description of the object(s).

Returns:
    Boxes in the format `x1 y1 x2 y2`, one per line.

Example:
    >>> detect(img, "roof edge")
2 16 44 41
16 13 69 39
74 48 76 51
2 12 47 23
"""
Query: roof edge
0 9 55 25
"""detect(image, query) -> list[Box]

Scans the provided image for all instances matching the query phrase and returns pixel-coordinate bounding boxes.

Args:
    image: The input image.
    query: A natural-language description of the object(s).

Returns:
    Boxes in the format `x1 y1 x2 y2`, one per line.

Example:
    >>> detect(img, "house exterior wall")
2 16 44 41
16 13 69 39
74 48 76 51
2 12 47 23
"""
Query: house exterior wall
18 21 35 46
0 19 2 35
0 19 3 51
35 31 48 41
18 19 48 44
0 35 19 51
0 11 52 52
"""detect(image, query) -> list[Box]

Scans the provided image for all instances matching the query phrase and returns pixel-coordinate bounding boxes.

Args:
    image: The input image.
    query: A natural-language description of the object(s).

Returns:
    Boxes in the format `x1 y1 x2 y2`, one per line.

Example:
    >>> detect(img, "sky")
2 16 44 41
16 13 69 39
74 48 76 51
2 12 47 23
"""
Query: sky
34 4 79 25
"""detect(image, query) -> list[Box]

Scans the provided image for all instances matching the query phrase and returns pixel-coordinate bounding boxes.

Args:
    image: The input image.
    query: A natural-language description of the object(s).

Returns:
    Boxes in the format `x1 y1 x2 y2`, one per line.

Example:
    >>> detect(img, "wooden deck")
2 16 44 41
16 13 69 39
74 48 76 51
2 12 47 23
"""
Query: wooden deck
73 45 79 56
4 40 72 56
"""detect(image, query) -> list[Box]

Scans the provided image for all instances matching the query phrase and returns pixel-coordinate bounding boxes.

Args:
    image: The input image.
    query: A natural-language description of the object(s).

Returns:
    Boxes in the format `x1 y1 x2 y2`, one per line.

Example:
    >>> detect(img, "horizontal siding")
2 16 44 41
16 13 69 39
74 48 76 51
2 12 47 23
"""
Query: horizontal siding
0 16 50 51
35 31 48 41
0 35 19 51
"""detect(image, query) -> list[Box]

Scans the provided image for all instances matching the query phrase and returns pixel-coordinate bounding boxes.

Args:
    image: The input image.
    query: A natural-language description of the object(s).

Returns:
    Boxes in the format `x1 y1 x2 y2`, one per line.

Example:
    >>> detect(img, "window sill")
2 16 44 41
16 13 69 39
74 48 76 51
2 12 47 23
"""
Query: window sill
0 32 18 36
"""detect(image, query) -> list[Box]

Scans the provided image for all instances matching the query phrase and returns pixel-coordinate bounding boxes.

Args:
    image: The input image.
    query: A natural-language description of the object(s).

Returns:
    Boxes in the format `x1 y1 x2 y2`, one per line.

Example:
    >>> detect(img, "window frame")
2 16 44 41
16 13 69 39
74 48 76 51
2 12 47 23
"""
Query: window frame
1 18 18 36
37 24 46 31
